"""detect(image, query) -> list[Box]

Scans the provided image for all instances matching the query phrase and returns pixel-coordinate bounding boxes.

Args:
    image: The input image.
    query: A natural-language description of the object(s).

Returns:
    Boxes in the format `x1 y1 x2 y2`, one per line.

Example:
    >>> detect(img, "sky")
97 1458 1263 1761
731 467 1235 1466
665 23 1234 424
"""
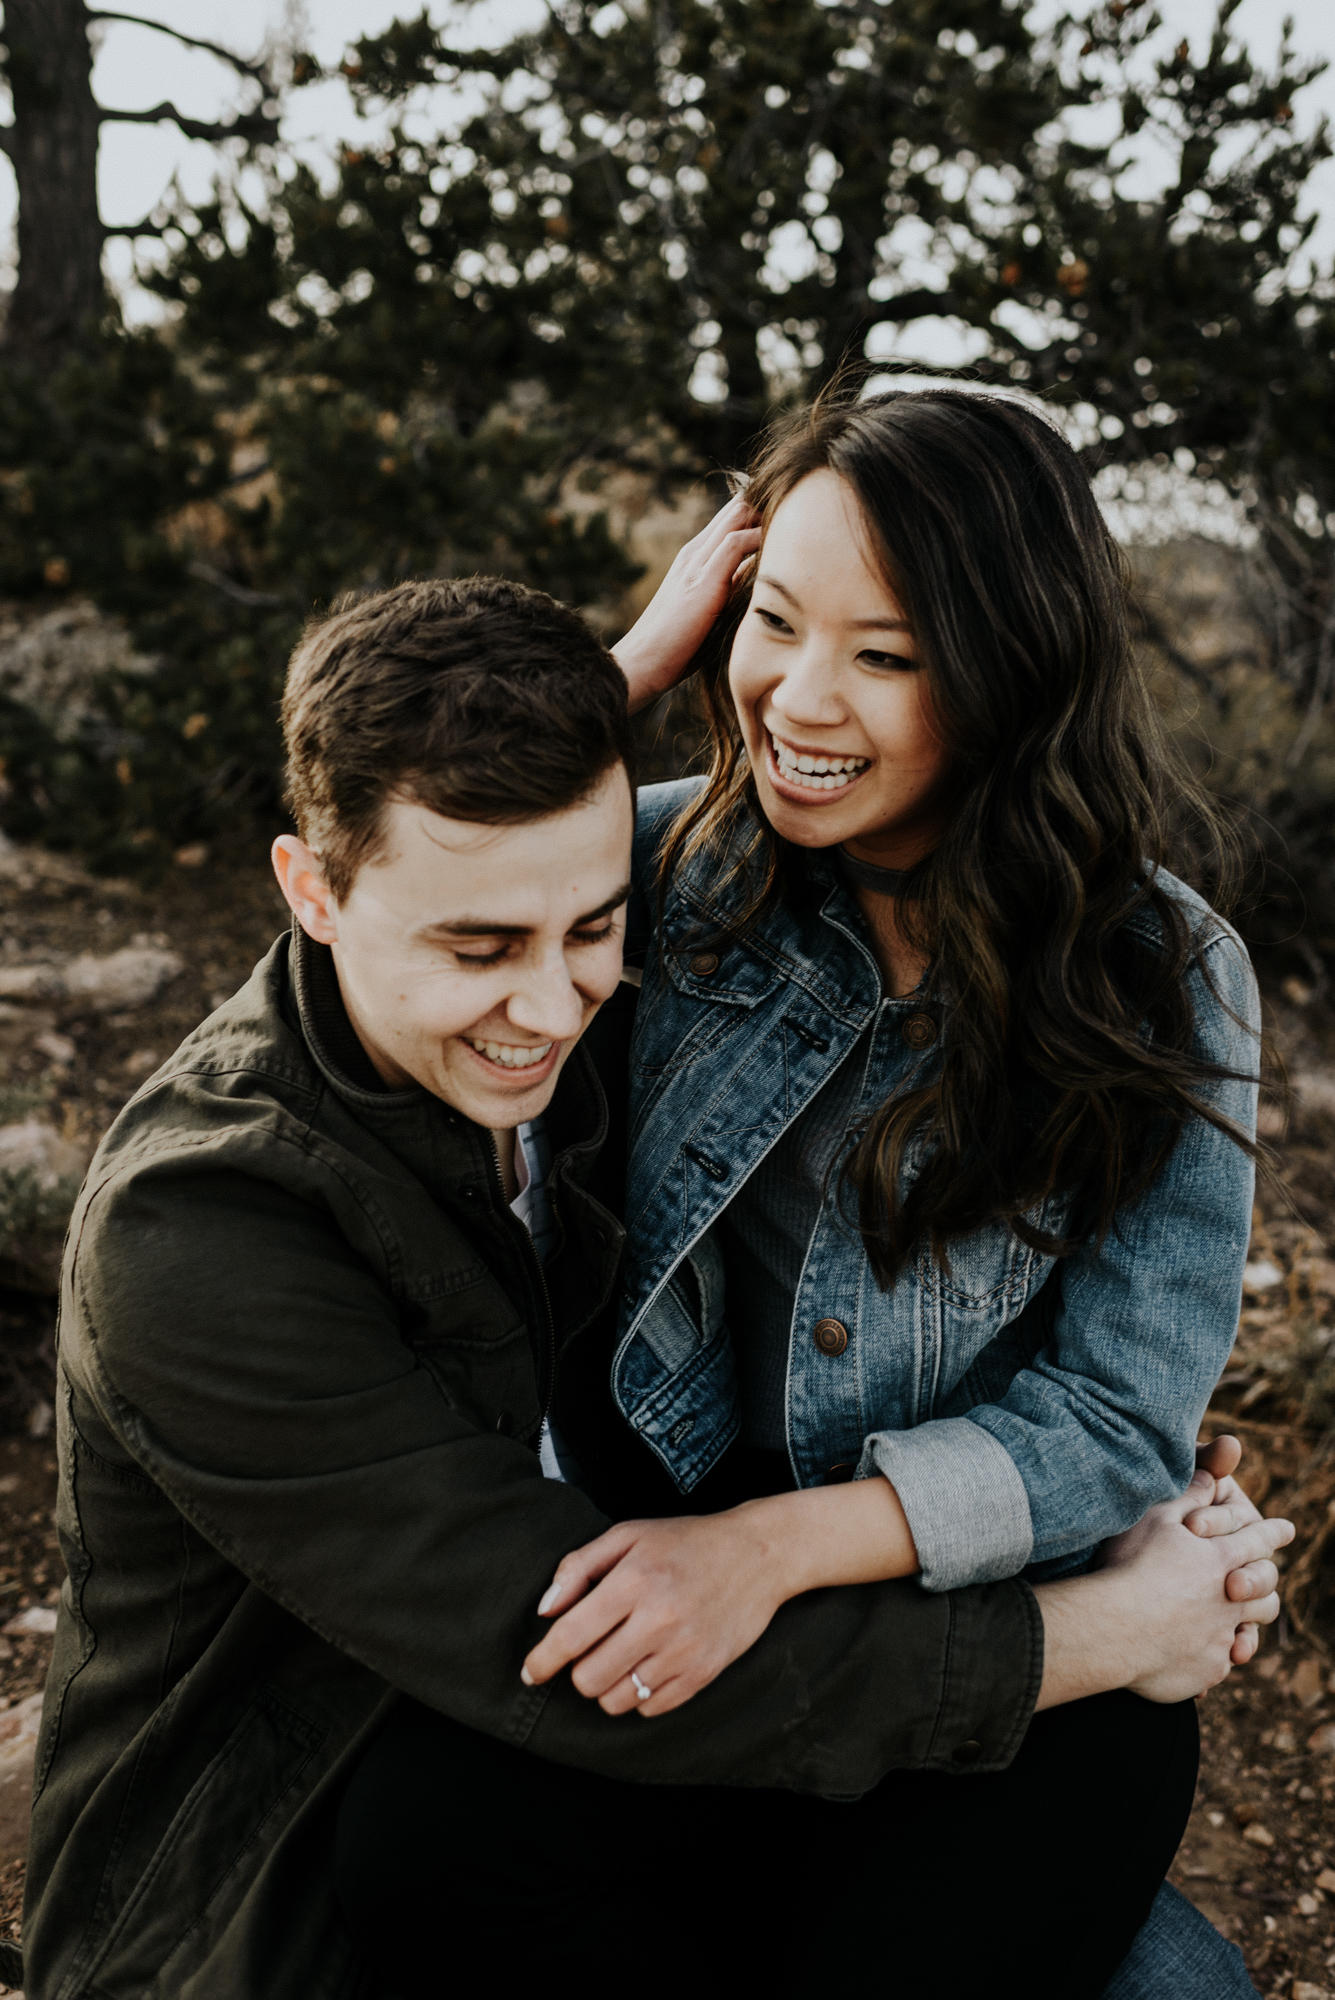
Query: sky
0 0 1330 356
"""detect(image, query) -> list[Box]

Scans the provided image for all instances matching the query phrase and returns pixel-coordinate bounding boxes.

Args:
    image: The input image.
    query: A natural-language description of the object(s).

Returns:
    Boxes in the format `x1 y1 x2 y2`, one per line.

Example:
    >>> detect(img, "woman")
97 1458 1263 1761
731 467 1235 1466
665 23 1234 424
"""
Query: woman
517 385 1262 1983
338 388 1275 2000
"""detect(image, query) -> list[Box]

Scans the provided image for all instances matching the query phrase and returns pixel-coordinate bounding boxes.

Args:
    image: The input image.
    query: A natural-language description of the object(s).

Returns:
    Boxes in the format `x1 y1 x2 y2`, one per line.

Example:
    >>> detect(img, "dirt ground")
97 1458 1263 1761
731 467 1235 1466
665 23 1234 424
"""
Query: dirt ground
3 841 1335 1990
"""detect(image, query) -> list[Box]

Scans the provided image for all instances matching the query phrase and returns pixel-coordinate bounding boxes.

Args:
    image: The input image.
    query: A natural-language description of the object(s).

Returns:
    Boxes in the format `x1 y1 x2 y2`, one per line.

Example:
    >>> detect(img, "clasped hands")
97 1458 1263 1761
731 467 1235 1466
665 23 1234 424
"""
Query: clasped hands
520 1435 1293 1719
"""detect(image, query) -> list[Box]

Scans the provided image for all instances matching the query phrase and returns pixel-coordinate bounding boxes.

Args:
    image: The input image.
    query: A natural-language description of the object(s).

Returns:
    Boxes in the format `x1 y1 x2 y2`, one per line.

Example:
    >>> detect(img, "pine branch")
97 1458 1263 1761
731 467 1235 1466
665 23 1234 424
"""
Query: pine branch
97 101 280 146
187 561 289 608
862 288 966 325
85 11 275 88
101 212 172 241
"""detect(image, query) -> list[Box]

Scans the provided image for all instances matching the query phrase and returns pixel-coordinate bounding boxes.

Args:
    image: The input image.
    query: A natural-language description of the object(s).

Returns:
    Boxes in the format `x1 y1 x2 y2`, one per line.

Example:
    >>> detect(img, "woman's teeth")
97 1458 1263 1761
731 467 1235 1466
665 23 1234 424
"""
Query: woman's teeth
771 736 868 790
466 1039 554 1070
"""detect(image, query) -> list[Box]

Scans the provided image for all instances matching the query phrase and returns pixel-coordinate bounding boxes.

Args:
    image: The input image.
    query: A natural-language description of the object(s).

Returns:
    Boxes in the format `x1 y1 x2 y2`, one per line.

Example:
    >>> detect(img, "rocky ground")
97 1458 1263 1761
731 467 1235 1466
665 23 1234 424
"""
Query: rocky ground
1 837 1335 1992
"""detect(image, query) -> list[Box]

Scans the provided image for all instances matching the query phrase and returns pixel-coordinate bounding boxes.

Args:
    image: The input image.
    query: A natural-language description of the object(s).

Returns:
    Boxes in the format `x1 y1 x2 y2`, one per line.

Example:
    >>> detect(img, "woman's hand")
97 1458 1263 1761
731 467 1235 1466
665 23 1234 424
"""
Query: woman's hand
520 1510 792 1717
611 493 760 715
1183 1435 1269 1664
521 1477 919 1717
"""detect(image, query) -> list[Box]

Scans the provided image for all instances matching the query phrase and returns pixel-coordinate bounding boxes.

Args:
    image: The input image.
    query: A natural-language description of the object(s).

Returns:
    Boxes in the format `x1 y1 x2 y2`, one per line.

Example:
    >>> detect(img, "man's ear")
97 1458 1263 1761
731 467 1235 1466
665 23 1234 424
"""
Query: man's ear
271 835 339 945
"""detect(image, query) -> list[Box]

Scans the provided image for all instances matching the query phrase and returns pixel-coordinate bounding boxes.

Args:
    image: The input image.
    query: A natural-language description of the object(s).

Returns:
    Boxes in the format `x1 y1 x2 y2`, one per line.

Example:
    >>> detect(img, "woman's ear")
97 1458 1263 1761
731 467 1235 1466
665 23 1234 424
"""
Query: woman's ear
271 835 339 944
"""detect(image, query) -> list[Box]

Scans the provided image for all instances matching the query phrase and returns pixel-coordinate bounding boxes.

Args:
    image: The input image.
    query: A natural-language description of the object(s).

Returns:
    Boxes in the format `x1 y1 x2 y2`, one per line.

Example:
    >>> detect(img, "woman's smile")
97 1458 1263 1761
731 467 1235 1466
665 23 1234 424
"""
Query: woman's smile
765 727 872 802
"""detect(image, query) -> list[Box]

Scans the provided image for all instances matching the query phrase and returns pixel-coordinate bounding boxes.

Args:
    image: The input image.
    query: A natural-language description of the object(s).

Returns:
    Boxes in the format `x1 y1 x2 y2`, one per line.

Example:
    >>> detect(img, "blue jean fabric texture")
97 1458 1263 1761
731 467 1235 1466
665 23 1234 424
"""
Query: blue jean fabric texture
1105 1882 1258 1996
618 780 1262 1591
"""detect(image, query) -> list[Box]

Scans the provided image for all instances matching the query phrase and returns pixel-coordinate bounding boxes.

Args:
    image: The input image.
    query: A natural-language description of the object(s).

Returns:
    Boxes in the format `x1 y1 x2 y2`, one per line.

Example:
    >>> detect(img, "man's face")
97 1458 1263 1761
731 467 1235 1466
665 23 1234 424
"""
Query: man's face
273 765 633 1131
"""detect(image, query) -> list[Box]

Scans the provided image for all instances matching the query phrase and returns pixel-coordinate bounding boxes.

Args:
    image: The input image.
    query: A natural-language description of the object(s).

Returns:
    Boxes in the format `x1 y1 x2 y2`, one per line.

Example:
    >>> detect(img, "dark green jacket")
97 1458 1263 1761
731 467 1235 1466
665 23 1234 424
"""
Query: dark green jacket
14 928 1041 2000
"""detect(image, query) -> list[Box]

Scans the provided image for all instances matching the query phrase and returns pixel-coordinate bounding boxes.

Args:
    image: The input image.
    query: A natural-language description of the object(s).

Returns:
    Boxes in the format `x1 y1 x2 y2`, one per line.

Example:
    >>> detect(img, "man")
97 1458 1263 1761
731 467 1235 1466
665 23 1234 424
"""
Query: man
13 577 1283 1998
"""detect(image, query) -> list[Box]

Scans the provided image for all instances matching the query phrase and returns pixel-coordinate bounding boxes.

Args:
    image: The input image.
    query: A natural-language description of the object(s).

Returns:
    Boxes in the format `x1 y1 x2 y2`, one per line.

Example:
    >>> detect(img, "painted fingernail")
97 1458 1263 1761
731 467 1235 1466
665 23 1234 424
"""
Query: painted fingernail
520 1666 534 1686
537 1584 562 1615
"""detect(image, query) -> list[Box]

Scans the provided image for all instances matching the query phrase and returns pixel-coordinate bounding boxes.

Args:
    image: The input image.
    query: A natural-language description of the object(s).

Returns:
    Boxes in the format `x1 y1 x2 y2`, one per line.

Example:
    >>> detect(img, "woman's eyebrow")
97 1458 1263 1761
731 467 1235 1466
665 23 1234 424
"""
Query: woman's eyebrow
756 574 910 632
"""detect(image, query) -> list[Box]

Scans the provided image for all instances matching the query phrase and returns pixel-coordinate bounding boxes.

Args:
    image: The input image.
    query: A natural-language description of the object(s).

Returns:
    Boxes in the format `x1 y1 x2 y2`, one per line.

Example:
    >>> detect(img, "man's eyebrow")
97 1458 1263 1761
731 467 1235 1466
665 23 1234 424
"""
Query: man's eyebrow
415 882 632 940
755 574 910 632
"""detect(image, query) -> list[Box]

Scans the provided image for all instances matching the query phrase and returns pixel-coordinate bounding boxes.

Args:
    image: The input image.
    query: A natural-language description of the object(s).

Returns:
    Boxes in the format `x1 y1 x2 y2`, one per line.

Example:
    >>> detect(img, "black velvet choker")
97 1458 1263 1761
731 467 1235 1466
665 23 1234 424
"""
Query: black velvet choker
836 847 922 899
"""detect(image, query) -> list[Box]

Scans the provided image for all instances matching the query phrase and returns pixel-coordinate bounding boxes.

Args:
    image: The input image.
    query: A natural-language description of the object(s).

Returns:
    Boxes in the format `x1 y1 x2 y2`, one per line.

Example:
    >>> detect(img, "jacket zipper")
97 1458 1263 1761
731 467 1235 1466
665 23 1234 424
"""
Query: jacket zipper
485 1131 557 1433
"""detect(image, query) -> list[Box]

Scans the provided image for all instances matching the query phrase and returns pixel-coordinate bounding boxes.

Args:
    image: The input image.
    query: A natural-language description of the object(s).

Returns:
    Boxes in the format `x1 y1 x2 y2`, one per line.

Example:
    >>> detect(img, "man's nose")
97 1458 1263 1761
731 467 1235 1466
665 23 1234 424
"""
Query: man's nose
505 957 586 1043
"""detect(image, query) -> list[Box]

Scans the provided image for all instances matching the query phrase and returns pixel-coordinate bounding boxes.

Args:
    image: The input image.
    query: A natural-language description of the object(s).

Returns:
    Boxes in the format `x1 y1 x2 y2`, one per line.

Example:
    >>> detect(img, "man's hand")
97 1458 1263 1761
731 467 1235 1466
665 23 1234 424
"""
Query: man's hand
611 493 760 714
1185 1434 1266 1664
1036 1454 1293 1711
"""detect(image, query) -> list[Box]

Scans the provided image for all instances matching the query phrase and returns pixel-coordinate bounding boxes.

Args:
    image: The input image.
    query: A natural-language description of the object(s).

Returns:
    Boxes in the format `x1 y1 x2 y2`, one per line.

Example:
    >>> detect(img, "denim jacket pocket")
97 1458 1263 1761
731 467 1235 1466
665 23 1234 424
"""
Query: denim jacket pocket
633 917 786 1081
919 1228 1035 1315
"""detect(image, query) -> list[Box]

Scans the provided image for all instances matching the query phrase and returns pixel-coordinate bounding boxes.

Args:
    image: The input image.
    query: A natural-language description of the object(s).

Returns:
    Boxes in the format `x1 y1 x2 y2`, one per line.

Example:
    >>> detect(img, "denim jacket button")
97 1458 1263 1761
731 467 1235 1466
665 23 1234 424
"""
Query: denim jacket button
952 1740 983 1765
813 1317 849 1356
901 1012 938 1050
825 1461 856 1484
689 951 720 977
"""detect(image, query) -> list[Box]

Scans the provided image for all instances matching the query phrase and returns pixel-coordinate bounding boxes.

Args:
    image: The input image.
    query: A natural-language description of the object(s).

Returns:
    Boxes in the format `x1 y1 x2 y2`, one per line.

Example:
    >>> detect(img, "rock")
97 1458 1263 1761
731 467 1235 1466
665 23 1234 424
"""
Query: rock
1293 1985 1330 2000
124 1047 160 1076
1272 1724 1297 1753
1309 1723 1335 1756
0 1002 55 1052
1242 1821 1275 1846
0 946 183 1012
0 1689 43 1889
1317 1868 1335 1893
0 597 156 743
1 1606 57 1637
174 842 208 867
1297 1891 1324 1914
0 1120 85 1187
31 1030 75 1065
1294 1071 1335 1120
1290 1656 1325 1707
1243 1258 1284 1292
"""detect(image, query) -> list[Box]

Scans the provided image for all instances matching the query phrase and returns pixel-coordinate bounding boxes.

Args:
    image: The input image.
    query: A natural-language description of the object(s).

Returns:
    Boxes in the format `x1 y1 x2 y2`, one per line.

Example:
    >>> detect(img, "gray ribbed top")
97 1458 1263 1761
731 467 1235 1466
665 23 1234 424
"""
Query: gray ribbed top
716 1029 868 1450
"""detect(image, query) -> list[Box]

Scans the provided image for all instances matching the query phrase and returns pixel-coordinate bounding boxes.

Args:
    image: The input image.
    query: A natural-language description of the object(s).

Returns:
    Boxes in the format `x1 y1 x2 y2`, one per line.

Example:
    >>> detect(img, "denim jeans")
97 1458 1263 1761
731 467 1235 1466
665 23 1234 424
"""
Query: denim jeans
1107 1881 1258 1997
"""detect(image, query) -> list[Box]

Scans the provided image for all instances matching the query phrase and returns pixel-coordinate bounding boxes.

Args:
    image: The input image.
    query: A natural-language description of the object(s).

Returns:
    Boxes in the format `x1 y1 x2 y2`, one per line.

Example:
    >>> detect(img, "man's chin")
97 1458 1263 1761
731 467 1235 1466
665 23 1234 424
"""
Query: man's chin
434 1045 566 1129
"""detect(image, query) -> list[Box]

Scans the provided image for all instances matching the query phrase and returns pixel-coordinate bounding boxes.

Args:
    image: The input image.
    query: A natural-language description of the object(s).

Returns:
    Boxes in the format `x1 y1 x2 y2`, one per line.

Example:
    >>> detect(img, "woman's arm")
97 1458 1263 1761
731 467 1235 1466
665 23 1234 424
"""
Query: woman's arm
523 1476 918 1712
611 493 759 713
521 1436 1287 1717
860 927 1263 1595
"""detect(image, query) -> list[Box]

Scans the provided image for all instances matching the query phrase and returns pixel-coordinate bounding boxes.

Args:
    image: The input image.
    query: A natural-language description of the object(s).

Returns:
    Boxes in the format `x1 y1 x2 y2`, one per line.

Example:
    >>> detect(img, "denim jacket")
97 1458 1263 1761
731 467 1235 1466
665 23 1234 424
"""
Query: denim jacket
615 780 1260 1593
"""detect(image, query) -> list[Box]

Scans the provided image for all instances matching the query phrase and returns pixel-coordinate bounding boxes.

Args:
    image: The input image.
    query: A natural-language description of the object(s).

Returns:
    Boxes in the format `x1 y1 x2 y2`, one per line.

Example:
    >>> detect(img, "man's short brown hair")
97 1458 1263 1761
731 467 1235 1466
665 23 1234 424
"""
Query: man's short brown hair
282 576 636 899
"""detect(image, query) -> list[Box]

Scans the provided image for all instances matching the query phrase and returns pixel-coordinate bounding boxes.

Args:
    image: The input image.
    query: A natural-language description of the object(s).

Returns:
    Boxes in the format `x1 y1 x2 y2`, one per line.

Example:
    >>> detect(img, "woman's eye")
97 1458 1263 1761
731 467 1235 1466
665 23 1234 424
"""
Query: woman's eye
753 606 792 634
570 921 617 948
858 648 919 673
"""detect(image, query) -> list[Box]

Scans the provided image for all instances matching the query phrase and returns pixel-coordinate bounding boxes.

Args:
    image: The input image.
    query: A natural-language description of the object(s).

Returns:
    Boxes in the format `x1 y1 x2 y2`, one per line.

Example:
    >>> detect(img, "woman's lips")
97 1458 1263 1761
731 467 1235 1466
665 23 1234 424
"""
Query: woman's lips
763 729 871 804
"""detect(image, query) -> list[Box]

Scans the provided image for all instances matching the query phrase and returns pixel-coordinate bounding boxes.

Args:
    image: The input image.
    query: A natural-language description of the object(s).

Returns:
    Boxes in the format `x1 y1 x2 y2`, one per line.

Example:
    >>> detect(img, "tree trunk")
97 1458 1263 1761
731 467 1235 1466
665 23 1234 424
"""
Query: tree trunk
2 0 105 365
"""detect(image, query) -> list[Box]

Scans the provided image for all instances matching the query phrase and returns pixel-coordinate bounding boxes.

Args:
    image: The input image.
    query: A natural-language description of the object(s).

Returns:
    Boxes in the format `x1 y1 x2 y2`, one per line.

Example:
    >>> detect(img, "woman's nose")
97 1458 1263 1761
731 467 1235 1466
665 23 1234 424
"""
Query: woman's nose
767 644 846 729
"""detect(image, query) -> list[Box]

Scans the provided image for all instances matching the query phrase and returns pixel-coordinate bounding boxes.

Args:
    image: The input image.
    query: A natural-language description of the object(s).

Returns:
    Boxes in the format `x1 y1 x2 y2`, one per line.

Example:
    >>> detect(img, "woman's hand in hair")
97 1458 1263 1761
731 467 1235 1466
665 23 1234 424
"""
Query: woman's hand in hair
611 493 760 715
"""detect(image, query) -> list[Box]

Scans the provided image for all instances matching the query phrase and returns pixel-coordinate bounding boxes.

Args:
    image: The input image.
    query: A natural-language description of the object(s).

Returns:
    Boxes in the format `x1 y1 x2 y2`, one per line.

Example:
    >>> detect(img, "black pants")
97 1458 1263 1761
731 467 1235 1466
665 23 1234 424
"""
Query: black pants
335 1683 1198 1999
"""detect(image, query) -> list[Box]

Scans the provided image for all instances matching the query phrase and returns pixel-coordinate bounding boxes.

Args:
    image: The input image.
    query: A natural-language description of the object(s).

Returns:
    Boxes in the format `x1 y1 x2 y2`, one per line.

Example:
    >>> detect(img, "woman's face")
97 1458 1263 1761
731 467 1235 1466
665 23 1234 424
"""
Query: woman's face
728 468 951 865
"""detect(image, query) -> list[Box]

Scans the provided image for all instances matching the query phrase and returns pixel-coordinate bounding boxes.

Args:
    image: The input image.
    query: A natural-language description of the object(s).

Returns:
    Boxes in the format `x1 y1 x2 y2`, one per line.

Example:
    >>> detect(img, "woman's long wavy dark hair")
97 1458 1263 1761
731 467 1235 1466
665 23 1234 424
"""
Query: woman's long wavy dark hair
659 385 1258 1284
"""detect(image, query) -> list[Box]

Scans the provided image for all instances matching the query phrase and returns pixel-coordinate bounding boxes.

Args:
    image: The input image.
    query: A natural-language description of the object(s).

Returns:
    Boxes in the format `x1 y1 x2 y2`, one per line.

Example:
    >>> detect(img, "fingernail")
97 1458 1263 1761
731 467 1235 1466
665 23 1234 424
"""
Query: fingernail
520 1666 534 1686
537 1584 562 1615
1189 1469 1212 1489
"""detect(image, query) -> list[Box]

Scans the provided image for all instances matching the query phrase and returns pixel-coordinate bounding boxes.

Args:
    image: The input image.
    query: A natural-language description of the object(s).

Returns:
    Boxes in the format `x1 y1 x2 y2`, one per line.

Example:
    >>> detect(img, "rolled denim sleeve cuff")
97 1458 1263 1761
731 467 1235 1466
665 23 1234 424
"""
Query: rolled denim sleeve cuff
856 1417 1035 1592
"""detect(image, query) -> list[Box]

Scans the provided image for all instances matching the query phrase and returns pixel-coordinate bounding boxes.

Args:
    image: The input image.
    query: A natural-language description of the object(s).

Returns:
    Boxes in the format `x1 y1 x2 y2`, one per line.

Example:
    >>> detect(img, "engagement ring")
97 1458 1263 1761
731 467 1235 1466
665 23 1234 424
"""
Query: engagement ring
630 1669 652 1701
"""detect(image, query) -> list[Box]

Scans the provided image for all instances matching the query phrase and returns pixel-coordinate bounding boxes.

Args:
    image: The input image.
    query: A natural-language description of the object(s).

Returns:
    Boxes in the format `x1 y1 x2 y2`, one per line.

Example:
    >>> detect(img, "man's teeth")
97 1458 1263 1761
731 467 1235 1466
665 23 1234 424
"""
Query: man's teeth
772 737 869 790
466 1039 554 1070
